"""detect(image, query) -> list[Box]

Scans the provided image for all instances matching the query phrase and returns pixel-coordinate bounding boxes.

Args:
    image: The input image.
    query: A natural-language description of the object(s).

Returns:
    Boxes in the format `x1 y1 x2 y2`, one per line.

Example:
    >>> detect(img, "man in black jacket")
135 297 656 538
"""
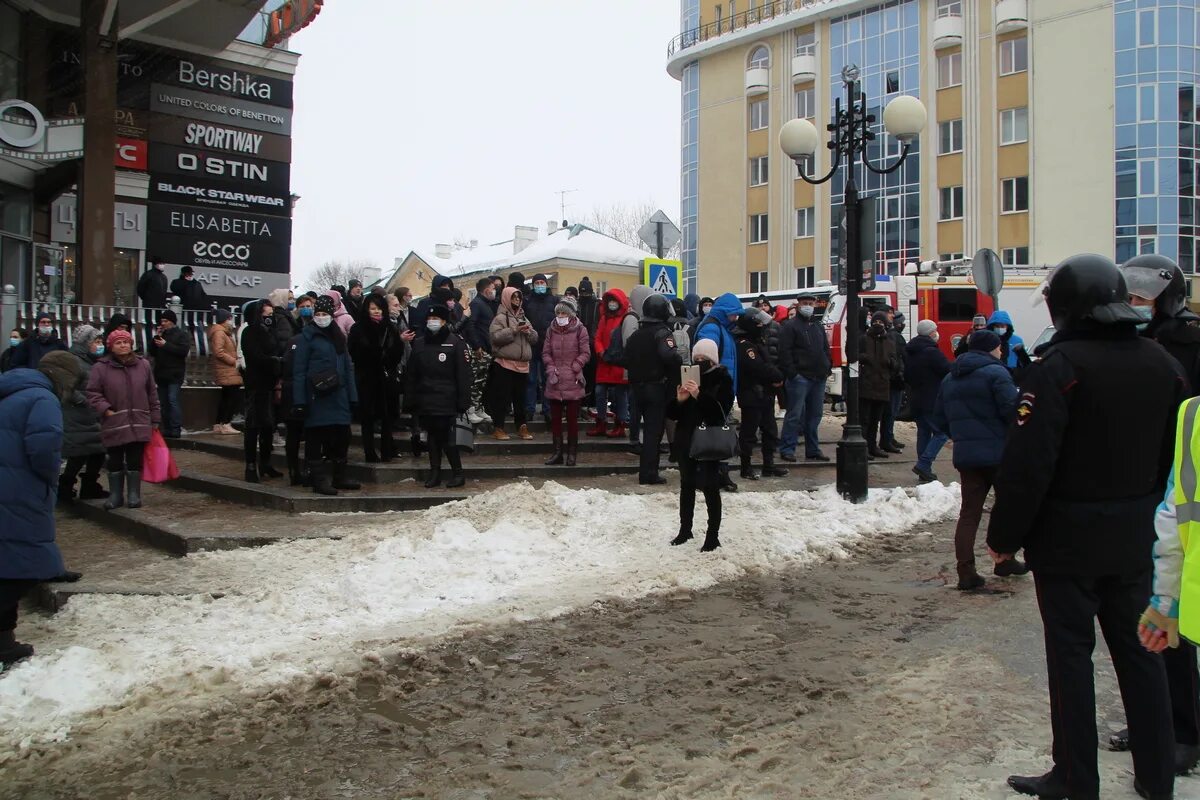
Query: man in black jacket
150 309 191 438
343 280 366 322
169 266 211 311
523 273 558 422
735 309 788 480
465 277 499 423
136 259 170 332
624 294 681 485
778 293 831 462
988 254 1184 800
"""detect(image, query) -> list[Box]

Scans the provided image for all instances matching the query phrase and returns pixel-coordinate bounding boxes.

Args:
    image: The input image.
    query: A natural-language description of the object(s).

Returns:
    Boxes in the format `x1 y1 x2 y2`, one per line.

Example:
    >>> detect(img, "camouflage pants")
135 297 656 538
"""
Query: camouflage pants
470 350 492 410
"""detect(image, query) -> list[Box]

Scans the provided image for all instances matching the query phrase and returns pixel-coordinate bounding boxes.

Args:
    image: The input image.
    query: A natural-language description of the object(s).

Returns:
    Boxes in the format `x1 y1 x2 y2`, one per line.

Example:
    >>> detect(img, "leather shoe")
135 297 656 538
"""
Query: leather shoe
1135 777 1174 799
806 452 830 462
778 452 797 462
1007 771 1069 799
881 444 903 454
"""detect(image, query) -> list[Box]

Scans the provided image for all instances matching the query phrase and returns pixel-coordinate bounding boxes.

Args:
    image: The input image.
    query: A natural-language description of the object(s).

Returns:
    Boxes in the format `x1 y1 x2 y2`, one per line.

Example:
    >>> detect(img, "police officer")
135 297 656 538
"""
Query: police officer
734 309 788 481
624 294 682 485
1113 254 1200 775
988 254 1185 800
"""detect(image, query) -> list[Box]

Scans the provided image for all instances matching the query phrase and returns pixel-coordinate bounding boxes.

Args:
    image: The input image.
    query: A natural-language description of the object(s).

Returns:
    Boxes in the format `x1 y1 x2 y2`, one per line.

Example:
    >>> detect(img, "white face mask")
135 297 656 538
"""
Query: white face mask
607 301 619 312
314 315 333 328
993 325 1008 336
555 316 570 327
797 305 814 319
37 325 52 337
427 320 443 332
701 305 712 315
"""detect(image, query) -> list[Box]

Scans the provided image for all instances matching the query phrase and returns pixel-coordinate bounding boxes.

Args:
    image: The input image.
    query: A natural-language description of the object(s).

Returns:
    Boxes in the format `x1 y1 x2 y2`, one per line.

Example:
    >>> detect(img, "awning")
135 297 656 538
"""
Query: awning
21 0 269 52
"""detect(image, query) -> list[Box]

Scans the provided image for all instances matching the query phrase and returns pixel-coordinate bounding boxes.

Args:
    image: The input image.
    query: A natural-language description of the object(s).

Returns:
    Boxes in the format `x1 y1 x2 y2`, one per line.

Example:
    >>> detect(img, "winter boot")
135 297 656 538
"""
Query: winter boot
287 455 304 486
586 419 607 437
739 455 760 481
545 434 564 465
761 452 789 478
258 455 284 479
565 442 578 467
606 421 627 439
700 530 722 552
670 530 694 546
517 424 534 440
491 427 511 441
310 462 337 496
718 469 738 493
104 471 126 511
0 631 34 668
868 446 889 459
445 470 466 489
126 471 143 509
79 475 107 500
363 438 379 463
57 474 76 506
332 460 360 491
244 463 259 483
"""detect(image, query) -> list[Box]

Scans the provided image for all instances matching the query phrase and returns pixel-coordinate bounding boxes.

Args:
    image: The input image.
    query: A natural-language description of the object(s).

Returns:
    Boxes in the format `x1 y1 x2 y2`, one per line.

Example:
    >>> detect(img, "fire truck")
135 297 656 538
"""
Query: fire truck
738 261 1052 398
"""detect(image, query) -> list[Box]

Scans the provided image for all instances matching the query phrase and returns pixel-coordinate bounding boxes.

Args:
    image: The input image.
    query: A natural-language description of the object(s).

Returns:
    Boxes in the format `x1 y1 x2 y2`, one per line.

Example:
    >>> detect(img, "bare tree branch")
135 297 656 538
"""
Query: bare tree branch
580 201 681 260
307 259 379 293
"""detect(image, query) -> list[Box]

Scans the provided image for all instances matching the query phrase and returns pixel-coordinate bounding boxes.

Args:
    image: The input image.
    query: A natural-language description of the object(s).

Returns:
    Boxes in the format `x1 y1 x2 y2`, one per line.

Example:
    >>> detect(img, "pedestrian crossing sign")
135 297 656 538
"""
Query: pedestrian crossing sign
642 258 682 298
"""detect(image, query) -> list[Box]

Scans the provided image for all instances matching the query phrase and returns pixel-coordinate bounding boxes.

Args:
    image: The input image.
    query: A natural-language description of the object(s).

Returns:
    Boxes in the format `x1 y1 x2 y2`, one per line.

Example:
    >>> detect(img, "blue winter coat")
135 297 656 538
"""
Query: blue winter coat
903 335 951 414
695 292 742 386
0 369 66 580
292 324 358 428
986 310 1025 369
930 351 1018 469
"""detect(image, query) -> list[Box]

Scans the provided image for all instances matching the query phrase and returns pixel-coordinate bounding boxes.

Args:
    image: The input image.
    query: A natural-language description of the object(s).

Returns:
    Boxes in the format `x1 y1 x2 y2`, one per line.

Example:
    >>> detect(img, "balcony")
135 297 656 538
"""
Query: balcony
667 0 826 58
933 10 964 50
745 67 770 96
792 50 817 83
995 0 1028 34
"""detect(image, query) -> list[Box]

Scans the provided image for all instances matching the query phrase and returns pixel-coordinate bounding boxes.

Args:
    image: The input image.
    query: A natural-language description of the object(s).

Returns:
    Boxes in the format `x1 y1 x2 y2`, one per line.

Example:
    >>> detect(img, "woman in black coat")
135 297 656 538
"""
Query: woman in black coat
667 338 735 553
404 305 470 489
348 294 405 462
241 299 284 483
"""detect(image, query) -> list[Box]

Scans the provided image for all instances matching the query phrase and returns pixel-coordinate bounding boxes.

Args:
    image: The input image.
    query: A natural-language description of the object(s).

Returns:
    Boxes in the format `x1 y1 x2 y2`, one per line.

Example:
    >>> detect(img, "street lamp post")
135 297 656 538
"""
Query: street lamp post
779 64 926 503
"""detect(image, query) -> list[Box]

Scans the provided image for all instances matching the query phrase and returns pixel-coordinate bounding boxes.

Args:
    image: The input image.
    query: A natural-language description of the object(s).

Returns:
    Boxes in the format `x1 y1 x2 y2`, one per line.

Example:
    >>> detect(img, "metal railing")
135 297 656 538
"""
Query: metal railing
668 0 829 58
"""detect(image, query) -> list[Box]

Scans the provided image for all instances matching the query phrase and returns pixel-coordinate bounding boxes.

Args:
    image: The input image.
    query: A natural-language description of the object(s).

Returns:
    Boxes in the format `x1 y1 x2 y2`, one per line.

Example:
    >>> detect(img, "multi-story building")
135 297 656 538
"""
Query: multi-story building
667 0 1196 298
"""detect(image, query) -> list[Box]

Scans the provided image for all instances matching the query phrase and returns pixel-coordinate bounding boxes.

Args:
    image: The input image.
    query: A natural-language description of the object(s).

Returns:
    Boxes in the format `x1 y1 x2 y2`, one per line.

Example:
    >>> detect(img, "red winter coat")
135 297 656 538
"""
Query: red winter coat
542 317 591 401
594 289 629 385
86 354 161 448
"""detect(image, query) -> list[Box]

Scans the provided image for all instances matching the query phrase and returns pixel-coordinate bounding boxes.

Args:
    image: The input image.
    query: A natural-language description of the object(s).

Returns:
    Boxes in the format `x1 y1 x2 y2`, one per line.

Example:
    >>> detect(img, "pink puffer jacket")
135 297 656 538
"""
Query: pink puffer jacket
542 317 591 402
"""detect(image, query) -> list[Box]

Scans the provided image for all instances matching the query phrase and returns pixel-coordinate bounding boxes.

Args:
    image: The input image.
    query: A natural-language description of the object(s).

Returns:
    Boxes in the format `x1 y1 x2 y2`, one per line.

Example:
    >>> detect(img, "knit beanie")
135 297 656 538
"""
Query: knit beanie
968 329 1003 353
916 319 938 337
37 350 84 401
692 338 719 364
107 329 134 350
159 309 177 324
214 309 233 324
314 295 335 315
556 299 578 316
73 324 101 347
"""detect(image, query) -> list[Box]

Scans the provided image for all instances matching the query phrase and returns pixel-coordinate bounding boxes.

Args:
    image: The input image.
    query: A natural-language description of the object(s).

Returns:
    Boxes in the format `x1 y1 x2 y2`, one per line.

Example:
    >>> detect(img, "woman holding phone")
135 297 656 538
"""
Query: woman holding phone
487 287 538 440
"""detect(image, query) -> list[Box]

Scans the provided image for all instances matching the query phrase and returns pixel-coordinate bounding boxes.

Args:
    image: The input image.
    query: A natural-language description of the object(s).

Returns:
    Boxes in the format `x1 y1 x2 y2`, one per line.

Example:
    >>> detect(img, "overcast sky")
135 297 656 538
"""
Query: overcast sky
286 1 682 286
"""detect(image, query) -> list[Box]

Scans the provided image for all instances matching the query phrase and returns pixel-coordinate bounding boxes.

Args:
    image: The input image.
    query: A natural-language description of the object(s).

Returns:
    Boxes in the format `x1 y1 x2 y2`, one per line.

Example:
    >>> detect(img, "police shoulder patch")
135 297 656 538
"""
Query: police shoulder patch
1016 392 1035 426
438 352 447 362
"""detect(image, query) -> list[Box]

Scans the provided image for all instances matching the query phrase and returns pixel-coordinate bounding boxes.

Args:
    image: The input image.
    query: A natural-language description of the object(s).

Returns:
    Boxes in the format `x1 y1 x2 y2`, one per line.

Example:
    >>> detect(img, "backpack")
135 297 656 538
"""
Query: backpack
602 311 635 366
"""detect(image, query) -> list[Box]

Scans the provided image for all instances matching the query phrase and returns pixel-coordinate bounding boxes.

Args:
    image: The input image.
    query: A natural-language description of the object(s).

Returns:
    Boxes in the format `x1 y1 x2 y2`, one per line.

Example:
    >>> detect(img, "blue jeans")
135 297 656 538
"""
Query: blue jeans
525 354 546 417
779 375 826 457
915 412 947 472
594 383 628 426
881 388 902 444
158 380 182 436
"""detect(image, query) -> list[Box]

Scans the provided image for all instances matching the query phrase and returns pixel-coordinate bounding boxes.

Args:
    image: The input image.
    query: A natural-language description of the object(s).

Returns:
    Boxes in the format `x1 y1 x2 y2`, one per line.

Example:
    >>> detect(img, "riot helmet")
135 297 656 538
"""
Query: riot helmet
1044 253 1142 331
642 294 672 322
1121 254 1188 318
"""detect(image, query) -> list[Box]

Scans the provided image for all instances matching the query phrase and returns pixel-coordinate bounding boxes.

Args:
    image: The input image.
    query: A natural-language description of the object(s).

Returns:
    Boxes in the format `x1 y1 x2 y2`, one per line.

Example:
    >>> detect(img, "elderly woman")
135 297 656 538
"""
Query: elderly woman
58 324 108 501
86 328 160 510
541 298 591 466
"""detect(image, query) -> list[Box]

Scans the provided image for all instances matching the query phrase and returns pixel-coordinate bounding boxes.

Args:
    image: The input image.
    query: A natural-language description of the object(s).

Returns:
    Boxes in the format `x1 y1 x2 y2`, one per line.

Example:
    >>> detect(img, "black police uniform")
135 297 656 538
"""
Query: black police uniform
988 320 1186 799
624 298 682 484
734 318 786 479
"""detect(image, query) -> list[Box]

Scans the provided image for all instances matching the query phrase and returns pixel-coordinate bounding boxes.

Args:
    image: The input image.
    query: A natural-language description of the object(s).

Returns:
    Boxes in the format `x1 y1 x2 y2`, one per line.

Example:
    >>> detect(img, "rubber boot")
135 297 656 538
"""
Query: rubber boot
545 434 564 465
0 631 34 668
310 462 337 496
332 460 360 491
739 454 760 481
565 441 577 467
700 530 721 552
79 474 107 500
126 471 143 509
586 419 607 437
104 471 126 510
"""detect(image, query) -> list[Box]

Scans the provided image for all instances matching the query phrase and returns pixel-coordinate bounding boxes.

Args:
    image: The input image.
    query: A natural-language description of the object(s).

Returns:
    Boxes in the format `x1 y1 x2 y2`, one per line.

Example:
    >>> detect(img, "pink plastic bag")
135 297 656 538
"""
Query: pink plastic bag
143 429 180 484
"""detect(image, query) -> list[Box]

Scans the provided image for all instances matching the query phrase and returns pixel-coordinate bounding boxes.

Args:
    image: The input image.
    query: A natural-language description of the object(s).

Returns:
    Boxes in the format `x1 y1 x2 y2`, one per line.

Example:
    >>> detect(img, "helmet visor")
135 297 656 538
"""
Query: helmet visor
1123 265 1171 301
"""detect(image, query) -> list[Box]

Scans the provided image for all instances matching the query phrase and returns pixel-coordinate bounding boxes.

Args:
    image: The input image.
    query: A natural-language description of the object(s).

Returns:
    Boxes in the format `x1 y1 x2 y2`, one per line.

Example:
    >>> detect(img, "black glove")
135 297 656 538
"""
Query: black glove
52 570 82 583
291 405 307 418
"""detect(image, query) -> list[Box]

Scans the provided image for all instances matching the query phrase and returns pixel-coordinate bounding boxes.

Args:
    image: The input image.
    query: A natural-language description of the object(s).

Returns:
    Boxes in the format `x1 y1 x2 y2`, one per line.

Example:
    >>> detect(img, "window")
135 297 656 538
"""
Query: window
886 70 900 94
1001 177 1029 213
749 156 769 186
1140 236 1156 255
748 45 770 69
795 206 815 238
939 252 964 262
999 38 1027 75
0 2 22 101
749 214 769 243
795 30 815 56
937 52 962 89
939 186 965 220
1139 158 1157 195
749 271 768 292
749 99 768 130
938 119 963 154
795 86 815 119
936 0 962 17
1002 246 1030 267
1138 8 1155 47
714 5 722 33
999 107 1028 145
796 266 815 288
595 280 608 295
938 288 978 321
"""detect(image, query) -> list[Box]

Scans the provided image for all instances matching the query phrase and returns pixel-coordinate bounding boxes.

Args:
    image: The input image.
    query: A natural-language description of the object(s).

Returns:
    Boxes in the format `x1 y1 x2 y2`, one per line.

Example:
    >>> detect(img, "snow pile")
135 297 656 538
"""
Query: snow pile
0 480 959 752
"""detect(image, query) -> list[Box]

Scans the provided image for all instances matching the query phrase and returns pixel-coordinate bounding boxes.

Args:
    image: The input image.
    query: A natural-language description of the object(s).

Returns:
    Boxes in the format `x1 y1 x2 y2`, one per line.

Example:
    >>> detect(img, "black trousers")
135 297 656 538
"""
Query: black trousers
863 399 888 451
679 455 721 534
739 402 778 464
63 453 105 487
360 411 396 459
420 415 462 474
285 420 305 466
1 579 36 633
106 442 144 472
243 427 274 466
307 425 350 462
216 385 241 424
488 364 527 430
633 382 668 481
1033 570 1174 798
1165 641 1200 746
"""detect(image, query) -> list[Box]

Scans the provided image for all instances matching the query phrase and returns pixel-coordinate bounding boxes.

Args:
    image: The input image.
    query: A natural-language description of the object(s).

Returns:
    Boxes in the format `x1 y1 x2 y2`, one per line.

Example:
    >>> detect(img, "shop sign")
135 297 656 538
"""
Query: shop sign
148 203 292 245
149 175 292 217
148 114 291 162
150 83 292 136
182 266 293 301
149 143 290 193
51 196 147 250
0 100 47 149
115 137 148 170
148 230 290 274
164 59 294 109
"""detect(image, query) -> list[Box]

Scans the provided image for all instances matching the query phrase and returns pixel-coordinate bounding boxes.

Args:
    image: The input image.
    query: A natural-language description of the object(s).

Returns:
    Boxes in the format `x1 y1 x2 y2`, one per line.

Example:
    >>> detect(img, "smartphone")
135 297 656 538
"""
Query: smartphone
681 364 701 387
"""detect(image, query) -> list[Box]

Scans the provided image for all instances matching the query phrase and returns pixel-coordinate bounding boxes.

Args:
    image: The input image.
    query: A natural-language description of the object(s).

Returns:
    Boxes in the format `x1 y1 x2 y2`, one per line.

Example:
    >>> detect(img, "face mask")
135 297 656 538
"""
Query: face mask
798 306 814 319
484 290 495 300
1133 305 1154 321
534 285 548 295
314 315 333 328
993 325 1008 336
701 305 712 315
94 345 105 356
261 316 274 328
37 325 52 337
608 301 620 312
8 338 18 348
555 316 570 327
427 320 443 332
287 302 296 311
299 306 314 318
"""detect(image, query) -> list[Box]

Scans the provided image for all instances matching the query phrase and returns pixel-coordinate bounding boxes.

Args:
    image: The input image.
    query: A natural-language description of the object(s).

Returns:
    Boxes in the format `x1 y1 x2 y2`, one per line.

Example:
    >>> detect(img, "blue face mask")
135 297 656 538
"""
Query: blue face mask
533 285 547 295
94 345 105 356
1133 305 1154 321
287 302 296 311
299 306 314 318
8 338 18 348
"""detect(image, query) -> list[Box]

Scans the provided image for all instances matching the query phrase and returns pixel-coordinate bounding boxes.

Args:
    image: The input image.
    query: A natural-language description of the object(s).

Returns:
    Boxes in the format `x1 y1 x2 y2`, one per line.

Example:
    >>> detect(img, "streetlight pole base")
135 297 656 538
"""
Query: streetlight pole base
836 423 869 503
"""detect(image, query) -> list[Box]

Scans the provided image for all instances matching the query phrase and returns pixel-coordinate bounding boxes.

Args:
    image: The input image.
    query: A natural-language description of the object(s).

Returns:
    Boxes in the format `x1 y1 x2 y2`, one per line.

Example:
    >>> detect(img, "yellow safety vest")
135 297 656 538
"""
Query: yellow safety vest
1173 396 1200 643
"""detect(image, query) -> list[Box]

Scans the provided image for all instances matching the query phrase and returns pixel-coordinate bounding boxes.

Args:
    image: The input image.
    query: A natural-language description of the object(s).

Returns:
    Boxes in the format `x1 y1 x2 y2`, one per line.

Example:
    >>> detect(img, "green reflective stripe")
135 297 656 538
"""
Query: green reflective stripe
1178 399 1200 506
1180 500 1200 526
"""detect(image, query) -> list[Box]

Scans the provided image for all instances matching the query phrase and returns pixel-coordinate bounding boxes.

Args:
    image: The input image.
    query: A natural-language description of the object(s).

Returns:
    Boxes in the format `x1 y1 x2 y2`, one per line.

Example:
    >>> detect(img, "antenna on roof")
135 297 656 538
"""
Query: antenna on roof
555 189 577 223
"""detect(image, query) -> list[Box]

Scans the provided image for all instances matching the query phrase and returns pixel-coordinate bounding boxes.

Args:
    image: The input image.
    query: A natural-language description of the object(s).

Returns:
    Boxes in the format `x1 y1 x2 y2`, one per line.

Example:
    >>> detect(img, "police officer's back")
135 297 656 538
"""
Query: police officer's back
987 254 1184 800
734 309 787 480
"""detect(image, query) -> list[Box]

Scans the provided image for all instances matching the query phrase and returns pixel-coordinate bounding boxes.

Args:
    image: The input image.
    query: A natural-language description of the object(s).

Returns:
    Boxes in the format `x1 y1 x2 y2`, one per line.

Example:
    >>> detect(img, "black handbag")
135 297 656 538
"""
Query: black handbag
308 368 341 397
689 396 738 462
